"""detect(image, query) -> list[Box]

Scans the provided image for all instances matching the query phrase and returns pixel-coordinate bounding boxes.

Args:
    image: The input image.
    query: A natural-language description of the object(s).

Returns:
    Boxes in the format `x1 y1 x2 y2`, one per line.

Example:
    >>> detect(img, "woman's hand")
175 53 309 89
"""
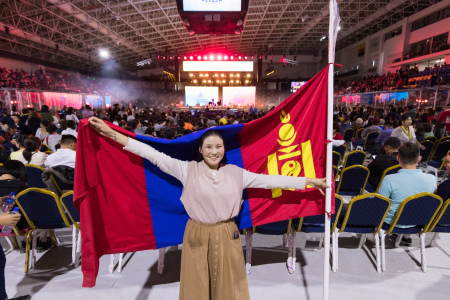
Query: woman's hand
0 211 21 227
306 178 329 195
88 117 115 138
419 144 426 150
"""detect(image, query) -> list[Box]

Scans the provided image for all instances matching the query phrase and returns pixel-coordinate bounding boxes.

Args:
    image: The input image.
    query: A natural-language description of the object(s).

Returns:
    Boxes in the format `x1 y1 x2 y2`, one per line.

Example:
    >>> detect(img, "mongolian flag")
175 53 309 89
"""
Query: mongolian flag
74 65 334 287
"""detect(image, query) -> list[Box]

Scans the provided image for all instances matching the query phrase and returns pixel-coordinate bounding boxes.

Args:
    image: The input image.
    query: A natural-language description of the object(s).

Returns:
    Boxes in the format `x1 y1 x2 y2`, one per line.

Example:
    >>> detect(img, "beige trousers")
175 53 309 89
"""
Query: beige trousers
179 218 250 300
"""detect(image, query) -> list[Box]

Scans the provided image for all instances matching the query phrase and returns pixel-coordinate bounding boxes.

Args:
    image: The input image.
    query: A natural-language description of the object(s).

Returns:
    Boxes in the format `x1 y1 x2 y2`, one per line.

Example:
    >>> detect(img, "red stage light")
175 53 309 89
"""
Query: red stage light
251 56 254 59
184 56 187 60
238 56 242 60
224 55 228 60
157 55 160 59
169 56 173 60
198 55 202 60
259 55 262 59
231 56 234 60
177 56 180 59
217 55 222 60
209 55 214 60
244 56 247 60
203 55 207 60
189 56 193 60
163 56 166 60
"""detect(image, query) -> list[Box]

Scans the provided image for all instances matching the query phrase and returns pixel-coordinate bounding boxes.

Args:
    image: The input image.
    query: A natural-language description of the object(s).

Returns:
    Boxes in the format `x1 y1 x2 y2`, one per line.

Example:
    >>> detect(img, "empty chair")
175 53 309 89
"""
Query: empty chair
333 145 347 161
335 193 391 273
336 165 369 197
420 140 435 162
343 128 355 143
341 150 366 169
379 193 442 272
25 164 47 189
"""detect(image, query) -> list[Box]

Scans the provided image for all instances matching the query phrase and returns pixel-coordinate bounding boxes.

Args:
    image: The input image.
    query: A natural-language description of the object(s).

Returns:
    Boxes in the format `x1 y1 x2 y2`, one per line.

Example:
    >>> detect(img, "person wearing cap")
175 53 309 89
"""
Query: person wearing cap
218 118 228 126
367 137 401 189
352 117 364 131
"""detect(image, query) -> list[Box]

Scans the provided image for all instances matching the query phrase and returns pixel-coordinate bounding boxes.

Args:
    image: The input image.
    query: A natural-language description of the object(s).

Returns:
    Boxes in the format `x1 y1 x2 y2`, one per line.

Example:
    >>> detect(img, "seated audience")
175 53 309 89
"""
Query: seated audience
35 120 50 141
10 134 27 160
367 137 401 189
18 137 47 167
43 124 61 152
375 121 394 146
378 142 436 246
391 113 425 150
61 120 78 138
44 135 76 169
132 119 147 135
339 116 351 135
423 123 434 139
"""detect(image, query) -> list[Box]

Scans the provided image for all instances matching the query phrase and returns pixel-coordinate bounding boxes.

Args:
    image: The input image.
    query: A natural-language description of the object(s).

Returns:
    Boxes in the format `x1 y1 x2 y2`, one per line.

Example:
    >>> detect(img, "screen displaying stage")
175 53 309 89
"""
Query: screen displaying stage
291 81 307 93
183 61 253 72
185 86 219 106
183 0 241 11
222 87 256 106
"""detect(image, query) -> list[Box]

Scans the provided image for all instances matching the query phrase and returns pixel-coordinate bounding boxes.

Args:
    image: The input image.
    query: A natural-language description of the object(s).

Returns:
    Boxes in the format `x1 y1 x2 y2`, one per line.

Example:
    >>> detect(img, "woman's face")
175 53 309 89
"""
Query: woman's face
402 117 412 127
199 135 225 169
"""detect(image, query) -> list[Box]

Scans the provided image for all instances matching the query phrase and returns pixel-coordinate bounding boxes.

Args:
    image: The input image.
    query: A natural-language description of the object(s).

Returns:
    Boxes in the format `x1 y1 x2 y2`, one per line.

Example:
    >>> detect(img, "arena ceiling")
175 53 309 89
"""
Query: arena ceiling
0 0 444 73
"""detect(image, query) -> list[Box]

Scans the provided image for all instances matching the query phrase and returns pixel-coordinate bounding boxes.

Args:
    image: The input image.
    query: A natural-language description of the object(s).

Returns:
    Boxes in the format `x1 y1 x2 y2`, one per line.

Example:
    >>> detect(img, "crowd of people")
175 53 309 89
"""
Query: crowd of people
334 63 450 95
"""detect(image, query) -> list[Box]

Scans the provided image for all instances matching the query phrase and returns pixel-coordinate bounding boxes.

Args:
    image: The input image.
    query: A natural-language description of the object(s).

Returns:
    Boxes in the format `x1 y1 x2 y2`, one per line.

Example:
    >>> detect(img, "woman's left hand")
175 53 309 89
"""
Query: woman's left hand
306 178 329 195
419 144 426 150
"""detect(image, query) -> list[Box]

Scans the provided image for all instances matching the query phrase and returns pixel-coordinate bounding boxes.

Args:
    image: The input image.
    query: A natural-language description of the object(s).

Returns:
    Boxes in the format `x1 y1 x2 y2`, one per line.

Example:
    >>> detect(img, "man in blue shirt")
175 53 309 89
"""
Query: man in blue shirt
378 142 436 246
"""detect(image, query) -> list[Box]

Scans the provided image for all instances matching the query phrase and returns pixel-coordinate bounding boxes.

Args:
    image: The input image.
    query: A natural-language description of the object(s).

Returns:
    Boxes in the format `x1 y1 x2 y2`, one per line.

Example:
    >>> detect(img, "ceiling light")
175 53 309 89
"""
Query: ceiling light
99 49 110 58
189 29 195 35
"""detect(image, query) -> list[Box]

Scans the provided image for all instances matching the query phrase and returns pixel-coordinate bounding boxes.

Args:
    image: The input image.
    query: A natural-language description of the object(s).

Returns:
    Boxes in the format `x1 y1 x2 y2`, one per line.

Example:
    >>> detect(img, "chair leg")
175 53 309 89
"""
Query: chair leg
109 254 115 273
429 232 439 247
118 253 124 273
31 230 40 269
394 234 403 248
380 229 386 272
3 236 15 254
24 230 33 274
358 234 367 249
47 229 58 246
72 226 77 265
75 229 81 268
287 231 296 274
375 233 381 273
157 248 165 275
420 233 427 272
245 230 253 275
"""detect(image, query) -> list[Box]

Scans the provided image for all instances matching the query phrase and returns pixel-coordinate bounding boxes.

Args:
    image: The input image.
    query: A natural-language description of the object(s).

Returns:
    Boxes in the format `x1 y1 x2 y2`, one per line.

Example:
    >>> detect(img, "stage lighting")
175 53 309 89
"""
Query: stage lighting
238 56 242 60
189 56 193 60
189 29 195 35
203 80 206 83
189 74 194 77
198 55 202 60
200 74 204 77
158 55 160 59
184 56 187 60
222 80 226 83
244 56 247 60
216 80 220 83
230 74 234 77
217 55 222 60
247 74 251 77
99 49 110 59
224 55 228 60
251 56 254 59
169 56 173 60
245 80 249 83
221 74 225 77
205 74 209 77
209 55 214 60
236 74 240 77
208 80 211 83
193 80 197 83
203 55 207 60
230 80 234 83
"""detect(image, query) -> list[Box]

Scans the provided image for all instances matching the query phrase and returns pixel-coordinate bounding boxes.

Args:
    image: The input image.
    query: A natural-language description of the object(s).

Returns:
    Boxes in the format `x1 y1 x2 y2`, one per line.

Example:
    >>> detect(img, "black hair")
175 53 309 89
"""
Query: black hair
85 105 92 110
398 142 420 165
164 128 175 140
384 137 401 149
1 160 27 182
144 126 154 135
16 134 28 148
333 121 340 132
67 120 76 129
23 137 41 164
401 113 411 122
424 123 432 133
41 105 49 113
41 119 51 128
197 130 227 164
67 107 74 115
46 124 58 134
61 134 77 145
131 119 140 130
178 120 185 127
384 121 393 127
415 123 424 135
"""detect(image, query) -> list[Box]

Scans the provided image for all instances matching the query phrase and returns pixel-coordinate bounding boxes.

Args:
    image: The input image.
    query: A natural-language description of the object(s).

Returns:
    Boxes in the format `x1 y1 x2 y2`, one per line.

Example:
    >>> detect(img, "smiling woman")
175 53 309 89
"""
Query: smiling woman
87 116 328 300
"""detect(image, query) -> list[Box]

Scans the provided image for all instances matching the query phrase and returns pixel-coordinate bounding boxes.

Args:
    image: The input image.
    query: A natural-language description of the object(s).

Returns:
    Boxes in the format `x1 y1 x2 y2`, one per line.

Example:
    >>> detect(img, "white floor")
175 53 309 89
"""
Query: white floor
4 228 450 300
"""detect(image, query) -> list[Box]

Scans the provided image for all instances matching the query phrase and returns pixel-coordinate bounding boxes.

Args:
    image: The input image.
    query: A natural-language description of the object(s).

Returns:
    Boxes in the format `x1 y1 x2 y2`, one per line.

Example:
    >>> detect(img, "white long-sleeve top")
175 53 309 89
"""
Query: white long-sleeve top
124 138 307 223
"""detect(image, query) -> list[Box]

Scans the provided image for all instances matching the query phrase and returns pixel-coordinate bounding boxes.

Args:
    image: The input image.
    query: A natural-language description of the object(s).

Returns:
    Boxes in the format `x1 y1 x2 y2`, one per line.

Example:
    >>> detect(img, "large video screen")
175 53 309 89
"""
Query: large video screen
222 87 256 106
291 81 307 93
183 61 253 72
185 86 219 106
183 0 241 11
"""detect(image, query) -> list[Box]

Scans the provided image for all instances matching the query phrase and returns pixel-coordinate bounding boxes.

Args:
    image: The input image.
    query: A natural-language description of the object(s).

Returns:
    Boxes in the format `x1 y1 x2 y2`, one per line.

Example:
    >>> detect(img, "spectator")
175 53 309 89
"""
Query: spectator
113 115 122 126
435 153 450 203
375 121 394 146
61 120 77 138
367 137 401 190
176 120 186 135
45 135 77 169
415 123 425 142
39 105 54 122
43 124 61 152
339 116 351 135
132 119 147 135
18 137 47 167
378 142 436 246
50 109 60 124
423 123 434 139
27 111 41 136
391 113 425 150
437 103 450 132
82 105 94 119
35 120 51 141
183 117 194 131
434 121 448 140
144 126 155 137
65 107 79 124
361 118 382 139
10 134 27 160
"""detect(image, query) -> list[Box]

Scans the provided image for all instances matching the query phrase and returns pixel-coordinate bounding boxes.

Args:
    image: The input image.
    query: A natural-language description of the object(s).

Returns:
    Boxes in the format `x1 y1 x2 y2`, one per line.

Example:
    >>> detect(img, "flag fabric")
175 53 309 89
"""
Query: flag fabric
330 0 341 62
74 65 334 288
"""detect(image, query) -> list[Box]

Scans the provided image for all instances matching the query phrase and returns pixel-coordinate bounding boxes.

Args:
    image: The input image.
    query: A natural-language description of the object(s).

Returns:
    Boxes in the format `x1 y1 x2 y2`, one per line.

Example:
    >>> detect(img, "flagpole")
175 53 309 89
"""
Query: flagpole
324 0 336 299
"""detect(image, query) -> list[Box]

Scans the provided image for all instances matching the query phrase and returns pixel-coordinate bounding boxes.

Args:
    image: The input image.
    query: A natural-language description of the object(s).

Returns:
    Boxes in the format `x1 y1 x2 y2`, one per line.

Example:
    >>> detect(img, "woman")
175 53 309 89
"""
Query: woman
65 107 79 124
18 137 47 167
10 134 28 160
88 117 328 300
391 113 425 150
43 124 61 152
39 105 54 122
27 111 41 136
35 119 51 141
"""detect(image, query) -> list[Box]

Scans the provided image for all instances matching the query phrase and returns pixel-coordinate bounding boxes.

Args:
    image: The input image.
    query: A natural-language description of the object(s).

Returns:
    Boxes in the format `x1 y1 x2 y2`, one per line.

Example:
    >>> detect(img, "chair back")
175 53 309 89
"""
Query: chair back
439 136 450 143
40 144 50 152
332 151 341 167
333 165 339 179
336 165 369 196
420 140 435 161
364 131 379 149
386 192 443 233
51 173 74 195
254 220 292 235
428 198 450 232
425 136 437 144
60 191 80 229
343 128 355 142
342 150 366 169
298 195 343 232
430 141 450 162
375 165 401 193
55 143 61 150
339 193 391 233
25 164 47 189
333 145 346 159
15 188 72 230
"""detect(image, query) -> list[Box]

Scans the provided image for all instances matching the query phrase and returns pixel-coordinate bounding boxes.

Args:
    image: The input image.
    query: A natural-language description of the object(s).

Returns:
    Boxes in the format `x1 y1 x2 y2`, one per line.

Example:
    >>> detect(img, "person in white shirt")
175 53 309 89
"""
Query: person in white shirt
61 120 78 138
35 120 50 141
45 135 77 169
43 124 61 152
18 137 47 167
65 107 79 124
